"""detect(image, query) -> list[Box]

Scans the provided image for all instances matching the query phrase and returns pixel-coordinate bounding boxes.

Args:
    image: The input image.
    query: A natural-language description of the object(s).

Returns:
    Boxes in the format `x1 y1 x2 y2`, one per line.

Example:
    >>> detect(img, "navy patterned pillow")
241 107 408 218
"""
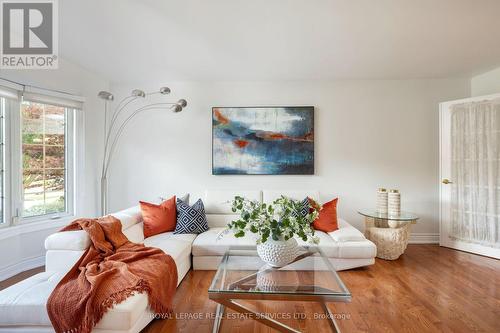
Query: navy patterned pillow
175 198 209 234
279 197 310 225
290 197 310 218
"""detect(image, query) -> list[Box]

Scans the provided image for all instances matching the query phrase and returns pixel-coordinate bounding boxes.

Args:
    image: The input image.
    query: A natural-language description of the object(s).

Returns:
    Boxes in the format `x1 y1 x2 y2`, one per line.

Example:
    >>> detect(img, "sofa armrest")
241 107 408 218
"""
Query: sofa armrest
45 230 91 251
46 249 85 272
44 205 142 252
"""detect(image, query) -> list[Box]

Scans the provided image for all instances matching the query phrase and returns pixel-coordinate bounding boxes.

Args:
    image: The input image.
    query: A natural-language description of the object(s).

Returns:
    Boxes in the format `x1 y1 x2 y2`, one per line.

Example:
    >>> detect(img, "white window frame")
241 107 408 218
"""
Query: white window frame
0 98 12 230
0 80 84 231
11 101 76 224
0 99 8 227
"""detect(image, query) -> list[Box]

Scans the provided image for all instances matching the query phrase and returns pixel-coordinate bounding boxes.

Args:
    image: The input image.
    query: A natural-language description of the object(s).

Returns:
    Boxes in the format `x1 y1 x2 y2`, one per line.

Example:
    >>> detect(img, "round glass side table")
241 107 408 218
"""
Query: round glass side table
358 210 419 260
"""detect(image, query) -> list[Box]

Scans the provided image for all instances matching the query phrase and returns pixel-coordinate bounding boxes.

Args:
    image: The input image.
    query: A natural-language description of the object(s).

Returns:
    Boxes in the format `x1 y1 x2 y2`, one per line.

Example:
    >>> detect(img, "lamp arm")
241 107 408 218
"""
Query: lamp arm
109 96 137 131
114 95 134 112
105 97 167 151
101 96 138 178
102 103 177 177
102 102 177 177
106 93 167 145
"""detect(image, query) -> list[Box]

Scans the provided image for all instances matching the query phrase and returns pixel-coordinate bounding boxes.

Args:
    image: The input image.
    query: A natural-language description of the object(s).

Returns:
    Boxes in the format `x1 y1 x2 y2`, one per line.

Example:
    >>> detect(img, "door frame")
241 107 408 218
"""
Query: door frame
439 93 500 259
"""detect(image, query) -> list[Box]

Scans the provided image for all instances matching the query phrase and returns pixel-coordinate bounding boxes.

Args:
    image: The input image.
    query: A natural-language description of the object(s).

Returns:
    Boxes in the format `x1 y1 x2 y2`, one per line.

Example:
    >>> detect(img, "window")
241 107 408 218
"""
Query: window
20 101 74 218
21 101 69 218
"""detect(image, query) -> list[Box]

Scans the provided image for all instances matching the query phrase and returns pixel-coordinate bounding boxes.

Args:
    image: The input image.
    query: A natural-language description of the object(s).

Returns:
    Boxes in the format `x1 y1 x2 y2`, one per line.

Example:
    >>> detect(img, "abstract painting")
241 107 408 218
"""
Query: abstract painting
212 107 314 175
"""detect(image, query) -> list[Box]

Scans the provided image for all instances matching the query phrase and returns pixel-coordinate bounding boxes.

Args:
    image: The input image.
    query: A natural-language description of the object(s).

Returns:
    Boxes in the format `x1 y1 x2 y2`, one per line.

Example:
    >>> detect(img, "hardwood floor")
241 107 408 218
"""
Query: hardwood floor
142 245 500 333
1 246 499 332
0 266 44 291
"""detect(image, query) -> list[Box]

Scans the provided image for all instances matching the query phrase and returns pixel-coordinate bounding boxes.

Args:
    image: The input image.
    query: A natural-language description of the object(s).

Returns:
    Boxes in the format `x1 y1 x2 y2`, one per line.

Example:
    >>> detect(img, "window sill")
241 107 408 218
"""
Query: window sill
0 216 74 241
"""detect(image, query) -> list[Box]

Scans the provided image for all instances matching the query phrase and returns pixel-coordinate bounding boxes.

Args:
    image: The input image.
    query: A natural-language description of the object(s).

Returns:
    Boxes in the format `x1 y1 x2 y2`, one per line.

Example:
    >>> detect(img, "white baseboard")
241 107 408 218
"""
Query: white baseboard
0 255 45 282
409 233 439 244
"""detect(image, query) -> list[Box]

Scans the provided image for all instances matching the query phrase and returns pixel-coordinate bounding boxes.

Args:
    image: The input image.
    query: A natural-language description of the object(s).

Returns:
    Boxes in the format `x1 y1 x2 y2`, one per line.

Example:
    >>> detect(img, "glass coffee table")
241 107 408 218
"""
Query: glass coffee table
208 247 351 333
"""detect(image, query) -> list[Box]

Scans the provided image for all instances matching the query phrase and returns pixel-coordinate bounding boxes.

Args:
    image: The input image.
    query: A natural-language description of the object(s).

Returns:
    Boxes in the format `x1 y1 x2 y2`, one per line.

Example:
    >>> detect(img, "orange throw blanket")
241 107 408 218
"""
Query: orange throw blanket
47 216 178 333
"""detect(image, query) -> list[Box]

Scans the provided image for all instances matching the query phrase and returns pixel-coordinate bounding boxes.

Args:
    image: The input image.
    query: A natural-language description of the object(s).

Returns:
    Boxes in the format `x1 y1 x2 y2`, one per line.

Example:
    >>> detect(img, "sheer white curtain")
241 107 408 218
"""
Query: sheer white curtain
450 100 500 247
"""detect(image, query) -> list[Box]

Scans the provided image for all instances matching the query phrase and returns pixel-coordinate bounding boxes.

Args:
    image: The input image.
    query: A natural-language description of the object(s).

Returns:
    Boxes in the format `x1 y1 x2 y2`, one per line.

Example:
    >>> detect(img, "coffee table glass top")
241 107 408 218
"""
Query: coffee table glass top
358 209 419 221
208 247 351 301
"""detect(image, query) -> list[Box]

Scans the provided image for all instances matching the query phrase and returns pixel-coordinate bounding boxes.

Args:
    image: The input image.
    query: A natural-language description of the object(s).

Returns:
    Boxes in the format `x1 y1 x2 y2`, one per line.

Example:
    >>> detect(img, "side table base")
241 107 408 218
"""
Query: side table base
365 223 412 260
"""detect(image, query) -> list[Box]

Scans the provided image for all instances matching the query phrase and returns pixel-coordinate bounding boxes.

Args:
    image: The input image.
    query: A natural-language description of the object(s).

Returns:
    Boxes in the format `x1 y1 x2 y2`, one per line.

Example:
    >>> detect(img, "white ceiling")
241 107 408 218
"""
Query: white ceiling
60 0 500 83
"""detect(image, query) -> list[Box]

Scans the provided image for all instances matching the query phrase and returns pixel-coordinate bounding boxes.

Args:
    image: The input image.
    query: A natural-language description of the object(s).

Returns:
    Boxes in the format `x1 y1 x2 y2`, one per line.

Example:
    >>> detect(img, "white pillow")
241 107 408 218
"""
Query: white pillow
328 220 366 242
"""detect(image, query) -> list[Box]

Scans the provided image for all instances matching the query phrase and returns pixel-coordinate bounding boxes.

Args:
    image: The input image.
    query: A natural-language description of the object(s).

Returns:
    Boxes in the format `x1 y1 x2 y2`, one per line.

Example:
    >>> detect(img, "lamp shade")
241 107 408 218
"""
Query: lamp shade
98 91 114 101
131 89 146 98
172 104 183 113
159 87 171 95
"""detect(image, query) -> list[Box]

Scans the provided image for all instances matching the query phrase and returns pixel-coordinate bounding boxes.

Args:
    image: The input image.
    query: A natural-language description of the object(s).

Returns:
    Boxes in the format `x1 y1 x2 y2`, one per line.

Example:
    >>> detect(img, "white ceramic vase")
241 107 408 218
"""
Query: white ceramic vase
388 189 401 216
376 188 388 213
257 237 299 268
256 268 299 291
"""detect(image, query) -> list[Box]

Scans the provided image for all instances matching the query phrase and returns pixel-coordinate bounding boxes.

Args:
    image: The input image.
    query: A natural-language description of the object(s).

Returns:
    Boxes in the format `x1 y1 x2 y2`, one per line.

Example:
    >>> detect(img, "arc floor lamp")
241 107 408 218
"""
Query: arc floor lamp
97 87 187 215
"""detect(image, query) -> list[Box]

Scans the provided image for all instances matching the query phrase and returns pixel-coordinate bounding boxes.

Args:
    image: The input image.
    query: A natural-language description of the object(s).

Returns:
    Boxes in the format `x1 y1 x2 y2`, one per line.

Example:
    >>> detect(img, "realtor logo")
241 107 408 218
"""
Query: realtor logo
1 0 58 69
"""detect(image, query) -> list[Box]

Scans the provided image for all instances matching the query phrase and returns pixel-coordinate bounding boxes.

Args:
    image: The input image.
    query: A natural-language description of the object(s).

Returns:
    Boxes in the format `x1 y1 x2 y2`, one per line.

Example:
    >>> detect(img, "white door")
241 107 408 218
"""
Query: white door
440 94 500 259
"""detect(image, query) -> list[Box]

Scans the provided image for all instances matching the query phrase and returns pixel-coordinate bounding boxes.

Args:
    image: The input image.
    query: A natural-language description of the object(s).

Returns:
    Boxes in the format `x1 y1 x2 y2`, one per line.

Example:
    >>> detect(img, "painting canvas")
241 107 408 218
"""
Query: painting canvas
212 107 314 175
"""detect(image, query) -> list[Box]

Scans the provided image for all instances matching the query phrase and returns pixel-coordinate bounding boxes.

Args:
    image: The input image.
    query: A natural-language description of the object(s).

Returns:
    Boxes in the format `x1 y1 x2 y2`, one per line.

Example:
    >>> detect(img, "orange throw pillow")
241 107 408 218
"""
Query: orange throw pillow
140 196 177 238
312 198 339 232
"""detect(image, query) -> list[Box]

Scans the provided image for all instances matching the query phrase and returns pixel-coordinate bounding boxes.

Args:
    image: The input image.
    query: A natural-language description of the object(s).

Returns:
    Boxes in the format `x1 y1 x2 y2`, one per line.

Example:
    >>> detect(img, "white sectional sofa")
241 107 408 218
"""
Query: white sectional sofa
193 190 376 270
0 190 376 333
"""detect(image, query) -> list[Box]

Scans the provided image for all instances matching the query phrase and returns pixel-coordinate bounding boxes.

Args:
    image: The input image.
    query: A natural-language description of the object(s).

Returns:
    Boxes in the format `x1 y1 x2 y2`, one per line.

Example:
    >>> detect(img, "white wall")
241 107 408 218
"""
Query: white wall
471 66 500 96
0 71 471 280
0 59 109 279
107 79 470 240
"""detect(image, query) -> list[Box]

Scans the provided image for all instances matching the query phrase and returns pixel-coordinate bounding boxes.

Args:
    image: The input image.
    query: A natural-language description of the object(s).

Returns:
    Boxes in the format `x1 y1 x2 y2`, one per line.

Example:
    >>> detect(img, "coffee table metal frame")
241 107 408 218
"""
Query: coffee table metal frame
208 247 351 333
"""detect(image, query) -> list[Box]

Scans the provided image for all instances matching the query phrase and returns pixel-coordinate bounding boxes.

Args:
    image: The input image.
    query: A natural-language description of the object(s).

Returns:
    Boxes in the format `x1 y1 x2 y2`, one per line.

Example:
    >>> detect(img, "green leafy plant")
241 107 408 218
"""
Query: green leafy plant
226 195 321 244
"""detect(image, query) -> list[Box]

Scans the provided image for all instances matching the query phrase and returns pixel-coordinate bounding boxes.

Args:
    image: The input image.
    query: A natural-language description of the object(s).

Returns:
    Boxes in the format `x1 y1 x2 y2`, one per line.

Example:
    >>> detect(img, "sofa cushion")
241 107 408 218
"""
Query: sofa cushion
0 271 148 331
0 271 64 326
193 225 376 259
143 232 196 264
328 219 366 242
204 190 262 214
206 214 240 228
193 228 334 256
192 227 259 256
123 222 145 243
296 230 338 256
